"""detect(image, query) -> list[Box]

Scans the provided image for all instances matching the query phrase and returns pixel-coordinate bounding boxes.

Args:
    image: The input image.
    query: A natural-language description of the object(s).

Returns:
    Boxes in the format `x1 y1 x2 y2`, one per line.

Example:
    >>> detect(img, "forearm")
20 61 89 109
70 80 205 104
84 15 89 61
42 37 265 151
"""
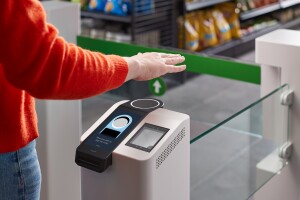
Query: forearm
0 0 128 99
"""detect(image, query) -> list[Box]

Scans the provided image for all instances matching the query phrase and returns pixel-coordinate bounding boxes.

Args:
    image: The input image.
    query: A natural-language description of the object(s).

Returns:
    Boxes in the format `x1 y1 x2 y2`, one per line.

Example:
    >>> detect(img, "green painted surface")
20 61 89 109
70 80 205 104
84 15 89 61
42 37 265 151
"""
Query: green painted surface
77 36 261 84
148 78 167 96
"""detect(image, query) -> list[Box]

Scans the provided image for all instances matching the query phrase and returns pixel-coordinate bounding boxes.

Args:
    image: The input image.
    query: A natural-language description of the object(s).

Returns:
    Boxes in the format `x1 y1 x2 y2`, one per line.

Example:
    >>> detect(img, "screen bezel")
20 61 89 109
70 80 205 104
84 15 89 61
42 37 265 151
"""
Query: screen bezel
126 123 169 152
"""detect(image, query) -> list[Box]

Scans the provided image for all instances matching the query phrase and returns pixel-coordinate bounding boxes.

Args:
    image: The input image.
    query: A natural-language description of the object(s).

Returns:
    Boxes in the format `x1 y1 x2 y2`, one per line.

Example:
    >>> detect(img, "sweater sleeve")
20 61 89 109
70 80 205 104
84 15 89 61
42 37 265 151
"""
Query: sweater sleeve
0 0 128 99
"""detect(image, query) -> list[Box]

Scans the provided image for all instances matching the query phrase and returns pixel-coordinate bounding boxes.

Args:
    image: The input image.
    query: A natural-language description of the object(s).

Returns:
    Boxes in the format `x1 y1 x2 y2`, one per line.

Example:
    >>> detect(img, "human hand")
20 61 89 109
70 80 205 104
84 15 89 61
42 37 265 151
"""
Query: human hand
124 52 186 81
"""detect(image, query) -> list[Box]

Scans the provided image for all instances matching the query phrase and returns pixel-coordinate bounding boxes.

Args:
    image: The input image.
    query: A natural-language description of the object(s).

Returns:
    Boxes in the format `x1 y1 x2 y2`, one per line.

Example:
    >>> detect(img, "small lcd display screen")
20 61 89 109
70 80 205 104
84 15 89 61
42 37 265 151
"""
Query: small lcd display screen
101 128 120 138
127 124 169 152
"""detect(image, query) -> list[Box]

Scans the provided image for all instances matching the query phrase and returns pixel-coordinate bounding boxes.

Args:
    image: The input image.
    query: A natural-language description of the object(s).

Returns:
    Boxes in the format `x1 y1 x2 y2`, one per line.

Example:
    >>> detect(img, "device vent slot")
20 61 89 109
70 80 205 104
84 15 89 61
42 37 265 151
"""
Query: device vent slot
156 128 185 169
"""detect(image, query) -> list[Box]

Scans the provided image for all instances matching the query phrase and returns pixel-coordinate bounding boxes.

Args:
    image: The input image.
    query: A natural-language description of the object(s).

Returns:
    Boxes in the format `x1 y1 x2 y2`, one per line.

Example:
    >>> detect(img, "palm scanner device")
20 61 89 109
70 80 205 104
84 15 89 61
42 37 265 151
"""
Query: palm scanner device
75 99 190 200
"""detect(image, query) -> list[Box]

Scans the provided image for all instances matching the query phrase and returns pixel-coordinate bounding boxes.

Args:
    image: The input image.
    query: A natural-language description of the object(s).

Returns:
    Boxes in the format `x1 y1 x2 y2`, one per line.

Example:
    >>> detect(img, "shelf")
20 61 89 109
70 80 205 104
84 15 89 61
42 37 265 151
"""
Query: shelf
240 3 281 20
81 11 131 23
200 16 300 56
280 0 300 8
81 11 168 24
240 23 282 43
281 16 300 28
202 23 281 55
186 0 300 17
185 0 231 11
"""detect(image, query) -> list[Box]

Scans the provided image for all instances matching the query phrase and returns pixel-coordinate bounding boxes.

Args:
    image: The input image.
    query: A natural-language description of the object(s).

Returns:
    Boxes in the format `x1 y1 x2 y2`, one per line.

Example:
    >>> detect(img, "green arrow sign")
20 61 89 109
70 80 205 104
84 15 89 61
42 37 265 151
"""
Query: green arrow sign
148 78 166 96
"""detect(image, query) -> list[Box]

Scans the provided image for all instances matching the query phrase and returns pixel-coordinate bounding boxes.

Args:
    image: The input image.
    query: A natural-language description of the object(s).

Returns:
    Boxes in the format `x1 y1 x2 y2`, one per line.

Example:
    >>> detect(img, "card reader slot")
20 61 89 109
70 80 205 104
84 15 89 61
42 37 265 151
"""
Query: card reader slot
77 158 100 168
75 150 113 173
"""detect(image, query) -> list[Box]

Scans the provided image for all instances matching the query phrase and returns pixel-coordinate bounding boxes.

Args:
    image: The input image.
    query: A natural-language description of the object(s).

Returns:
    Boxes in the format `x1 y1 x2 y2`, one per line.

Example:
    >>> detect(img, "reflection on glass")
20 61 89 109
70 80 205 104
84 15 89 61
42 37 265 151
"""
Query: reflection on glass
190 84 289 200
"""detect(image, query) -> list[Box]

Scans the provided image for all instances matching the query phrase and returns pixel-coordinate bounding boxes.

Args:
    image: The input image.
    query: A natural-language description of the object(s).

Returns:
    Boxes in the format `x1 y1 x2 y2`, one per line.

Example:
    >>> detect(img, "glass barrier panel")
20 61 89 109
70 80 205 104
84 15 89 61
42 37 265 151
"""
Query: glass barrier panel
190 84 289 200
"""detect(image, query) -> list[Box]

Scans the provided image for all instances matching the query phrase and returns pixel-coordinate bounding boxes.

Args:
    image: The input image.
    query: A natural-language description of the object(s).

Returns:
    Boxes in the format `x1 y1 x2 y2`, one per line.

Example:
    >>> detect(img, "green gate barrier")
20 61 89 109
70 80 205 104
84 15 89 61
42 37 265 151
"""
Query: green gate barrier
77 36 261 85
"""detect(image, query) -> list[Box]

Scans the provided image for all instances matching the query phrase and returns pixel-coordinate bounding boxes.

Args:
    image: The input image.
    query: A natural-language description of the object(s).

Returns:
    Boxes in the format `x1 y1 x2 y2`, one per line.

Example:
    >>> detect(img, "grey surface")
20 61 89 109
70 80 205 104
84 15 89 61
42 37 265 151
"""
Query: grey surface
237 51 256 64
160 75 260 128
190 127 275 200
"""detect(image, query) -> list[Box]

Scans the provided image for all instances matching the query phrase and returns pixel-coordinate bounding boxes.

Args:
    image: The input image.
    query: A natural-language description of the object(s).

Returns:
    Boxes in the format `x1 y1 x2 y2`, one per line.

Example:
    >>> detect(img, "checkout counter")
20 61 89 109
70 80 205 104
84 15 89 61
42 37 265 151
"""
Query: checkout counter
36 2 300 200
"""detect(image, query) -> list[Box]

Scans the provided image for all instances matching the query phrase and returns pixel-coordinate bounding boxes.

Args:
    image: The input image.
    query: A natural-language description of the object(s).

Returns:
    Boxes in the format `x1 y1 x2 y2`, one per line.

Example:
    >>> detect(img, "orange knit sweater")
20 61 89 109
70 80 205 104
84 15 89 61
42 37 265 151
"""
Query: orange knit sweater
0 0 128 153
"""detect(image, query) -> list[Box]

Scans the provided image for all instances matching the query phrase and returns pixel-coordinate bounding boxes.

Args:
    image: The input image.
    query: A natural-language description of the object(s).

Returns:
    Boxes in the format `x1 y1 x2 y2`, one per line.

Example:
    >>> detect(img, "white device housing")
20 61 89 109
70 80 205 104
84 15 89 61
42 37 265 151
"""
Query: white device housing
80 100 190 200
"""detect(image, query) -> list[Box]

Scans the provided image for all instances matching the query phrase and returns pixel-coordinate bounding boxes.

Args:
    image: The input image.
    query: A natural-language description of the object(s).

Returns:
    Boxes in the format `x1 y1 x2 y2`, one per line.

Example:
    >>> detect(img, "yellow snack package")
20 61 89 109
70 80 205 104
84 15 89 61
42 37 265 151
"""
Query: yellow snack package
210 9 231 43
192 12 204 51
178 14 199 51
216 3 241 39
197 11 218 48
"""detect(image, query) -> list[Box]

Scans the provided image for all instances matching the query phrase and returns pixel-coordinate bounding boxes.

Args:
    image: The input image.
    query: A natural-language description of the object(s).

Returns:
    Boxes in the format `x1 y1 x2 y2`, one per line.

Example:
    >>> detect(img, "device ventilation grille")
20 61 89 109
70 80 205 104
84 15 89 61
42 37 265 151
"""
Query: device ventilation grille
156 128 185 169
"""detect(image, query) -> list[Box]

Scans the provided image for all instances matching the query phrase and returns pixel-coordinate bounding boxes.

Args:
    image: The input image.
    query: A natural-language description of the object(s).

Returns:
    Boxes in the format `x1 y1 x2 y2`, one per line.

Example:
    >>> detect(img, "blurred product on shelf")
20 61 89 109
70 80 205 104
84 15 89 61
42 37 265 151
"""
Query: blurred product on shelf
211 9 232 42
239 18 278 35
180 0 300 53
294 6 300 17
105 31 131 42
178 14 199 51
196 11 218 50
236 0 279 12
179 2 241 51
88 0 130 15
274 8 294 23
81 18 160 45
216 2 242 38
81 0 154 16
80 0 91 10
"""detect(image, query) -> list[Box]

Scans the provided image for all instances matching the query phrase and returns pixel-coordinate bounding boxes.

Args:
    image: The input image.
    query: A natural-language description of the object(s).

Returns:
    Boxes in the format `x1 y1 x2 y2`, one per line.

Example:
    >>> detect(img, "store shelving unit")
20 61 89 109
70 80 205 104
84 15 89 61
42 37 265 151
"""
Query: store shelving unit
201 17 300 57
81 0 178 47
186 0 231 11
240 0 300 20
81 0 300 57
281 0 300 8
81 11 131 23
201 23 281 56
240 3 281 20
182 0 300 57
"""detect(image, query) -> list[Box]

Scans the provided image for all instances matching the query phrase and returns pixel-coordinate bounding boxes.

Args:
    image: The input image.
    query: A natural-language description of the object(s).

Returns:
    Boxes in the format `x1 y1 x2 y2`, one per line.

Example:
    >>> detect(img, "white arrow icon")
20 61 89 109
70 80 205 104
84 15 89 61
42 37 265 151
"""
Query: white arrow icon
153 80 161 94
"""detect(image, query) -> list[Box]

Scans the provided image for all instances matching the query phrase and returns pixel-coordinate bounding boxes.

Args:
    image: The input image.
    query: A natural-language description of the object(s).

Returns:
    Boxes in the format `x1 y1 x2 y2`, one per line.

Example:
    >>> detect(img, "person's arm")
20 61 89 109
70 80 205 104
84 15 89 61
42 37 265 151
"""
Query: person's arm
0 0 185 100
0 0 128 99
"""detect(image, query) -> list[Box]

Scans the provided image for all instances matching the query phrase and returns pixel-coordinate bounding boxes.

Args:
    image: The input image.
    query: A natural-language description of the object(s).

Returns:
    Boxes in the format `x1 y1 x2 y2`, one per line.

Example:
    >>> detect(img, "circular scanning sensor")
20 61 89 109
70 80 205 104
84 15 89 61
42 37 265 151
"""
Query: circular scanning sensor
131 99 161 109
112 117 129 129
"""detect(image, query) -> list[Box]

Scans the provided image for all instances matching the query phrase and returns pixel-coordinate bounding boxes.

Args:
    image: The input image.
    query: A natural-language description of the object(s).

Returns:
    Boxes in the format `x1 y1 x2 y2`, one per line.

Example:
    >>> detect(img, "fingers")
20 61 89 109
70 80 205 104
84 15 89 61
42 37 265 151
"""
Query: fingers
159 53 182 58
165 65 186 73
159 53 185 65
164 56 185 65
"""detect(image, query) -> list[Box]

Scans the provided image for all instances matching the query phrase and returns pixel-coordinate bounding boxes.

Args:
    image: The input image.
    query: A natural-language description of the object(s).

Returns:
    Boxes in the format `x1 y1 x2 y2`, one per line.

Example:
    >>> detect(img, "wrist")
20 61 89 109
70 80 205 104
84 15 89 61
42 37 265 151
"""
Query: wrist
124 57 141 81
